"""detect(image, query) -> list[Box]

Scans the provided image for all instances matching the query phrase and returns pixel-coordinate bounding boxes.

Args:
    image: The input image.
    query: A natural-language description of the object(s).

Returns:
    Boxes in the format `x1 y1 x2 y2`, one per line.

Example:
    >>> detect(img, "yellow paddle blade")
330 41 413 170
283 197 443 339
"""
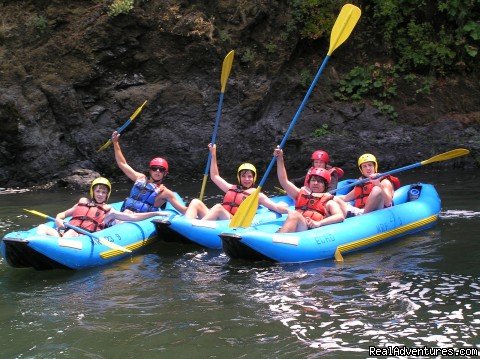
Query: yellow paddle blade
220 50 235 93
229 187 261 228
327 4 362 56
130 100 148 122
98 237 132 253
421 148 470 166
97 139 112 152
199 174 209 202
23 209 48 219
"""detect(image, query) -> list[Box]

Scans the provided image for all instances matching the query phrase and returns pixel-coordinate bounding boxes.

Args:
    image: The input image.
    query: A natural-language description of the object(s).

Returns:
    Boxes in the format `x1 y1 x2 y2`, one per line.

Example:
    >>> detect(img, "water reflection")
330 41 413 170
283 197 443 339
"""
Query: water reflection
245 263 480 355
1 170 480 356
441 209 480 219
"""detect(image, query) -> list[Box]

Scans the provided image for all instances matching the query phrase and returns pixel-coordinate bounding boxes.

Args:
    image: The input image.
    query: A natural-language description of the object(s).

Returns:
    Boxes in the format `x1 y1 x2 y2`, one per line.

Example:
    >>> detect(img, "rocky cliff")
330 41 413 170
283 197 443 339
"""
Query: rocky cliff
0 0 478 189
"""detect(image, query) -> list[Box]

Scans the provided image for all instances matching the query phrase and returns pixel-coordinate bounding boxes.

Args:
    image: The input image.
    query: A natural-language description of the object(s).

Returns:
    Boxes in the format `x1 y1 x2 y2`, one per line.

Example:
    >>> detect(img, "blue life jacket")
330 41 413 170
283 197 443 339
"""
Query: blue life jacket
121 180 162 213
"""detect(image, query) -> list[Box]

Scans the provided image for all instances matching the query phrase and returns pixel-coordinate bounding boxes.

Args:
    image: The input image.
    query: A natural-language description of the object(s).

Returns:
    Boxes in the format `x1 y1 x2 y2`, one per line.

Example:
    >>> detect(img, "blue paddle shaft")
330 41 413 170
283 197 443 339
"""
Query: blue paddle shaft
117 119 132 134
203 92 225 176
258 55 332 188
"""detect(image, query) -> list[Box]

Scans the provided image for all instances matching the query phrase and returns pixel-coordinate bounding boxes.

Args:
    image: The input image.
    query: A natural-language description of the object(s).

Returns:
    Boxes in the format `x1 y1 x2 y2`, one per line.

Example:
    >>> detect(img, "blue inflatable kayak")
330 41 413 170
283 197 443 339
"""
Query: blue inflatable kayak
1 194 184 270
219 183 441 263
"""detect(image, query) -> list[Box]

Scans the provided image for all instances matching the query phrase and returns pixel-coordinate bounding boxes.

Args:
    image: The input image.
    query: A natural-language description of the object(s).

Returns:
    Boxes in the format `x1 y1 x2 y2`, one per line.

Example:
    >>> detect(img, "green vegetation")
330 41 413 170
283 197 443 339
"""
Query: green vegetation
287 0 478 74
372 100 398 121
299 68 312 88
241 48 256 63
334 64 399 120
265 43 277 54
312 123 330 137
288 0 344 40
367 0 479 74
28 15 48 33
286 0 479 118
218 30 231 44
335 64 398 101
107 0 134 17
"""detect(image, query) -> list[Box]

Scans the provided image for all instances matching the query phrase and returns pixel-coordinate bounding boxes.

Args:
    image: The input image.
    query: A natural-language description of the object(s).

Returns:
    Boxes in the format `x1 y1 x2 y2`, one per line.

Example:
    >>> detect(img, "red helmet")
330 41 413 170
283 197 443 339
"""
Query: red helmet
311 150 330 164
149 157 169 172
305 167 331 186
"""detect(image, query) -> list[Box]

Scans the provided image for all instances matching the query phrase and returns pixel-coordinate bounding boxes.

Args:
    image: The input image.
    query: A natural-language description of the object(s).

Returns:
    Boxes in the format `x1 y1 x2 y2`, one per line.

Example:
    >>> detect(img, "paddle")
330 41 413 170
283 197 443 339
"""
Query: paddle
24 209 132 253
97 100 148 152
199 50 235 201
229 4 361 228
330 148 470 194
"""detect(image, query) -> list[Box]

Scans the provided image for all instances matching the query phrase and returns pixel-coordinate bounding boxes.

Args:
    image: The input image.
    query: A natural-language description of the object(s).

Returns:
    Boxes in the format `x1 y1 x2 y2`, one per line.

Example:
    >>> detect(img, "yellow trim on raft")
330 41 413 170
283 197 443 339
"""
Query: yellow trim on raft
334 214 438 262
100 236 157 259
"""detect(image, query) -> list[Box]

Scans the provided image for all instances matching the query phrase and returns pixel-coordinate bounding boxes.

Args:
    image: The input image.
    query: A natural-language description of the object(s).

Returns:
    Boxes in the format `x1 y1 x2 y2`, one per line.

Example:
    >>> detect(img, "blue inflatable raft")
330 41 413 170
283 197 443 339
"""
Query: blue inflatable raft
219 183 441 263
1 196 184 270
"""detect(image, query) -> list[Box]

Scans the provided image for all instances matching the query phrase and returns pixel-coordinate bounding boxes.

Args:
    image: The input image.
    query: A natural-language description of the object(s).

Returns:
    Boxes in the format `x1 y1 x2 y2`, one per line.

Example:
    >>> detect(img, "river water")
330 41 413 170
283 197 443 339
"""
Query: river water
1 169 479 358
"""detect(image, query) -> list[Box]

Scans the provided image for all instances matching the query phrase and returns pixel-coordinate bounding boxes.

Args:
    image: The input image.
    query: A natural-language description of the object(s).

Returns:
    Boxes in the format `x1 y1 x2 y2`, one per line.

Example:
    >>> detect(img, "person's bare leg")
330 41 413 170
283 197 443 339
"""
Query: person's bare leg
185 199 210 219
36 224 60 237
203 204 232 221
278 211 308 233
334 197 349 217
363 186 384 213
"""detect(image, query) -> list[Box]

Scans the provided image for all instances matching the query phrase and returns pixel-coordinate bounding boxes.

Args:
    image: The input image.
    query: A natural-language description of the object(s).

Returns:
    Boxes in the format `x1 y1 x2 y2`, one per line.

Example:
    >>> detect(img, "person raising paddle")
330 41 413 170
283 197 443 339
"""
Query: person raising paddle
36 177 162 237
185 144 289 221
273 147 345 233
111 131 187 215
335 153 400 217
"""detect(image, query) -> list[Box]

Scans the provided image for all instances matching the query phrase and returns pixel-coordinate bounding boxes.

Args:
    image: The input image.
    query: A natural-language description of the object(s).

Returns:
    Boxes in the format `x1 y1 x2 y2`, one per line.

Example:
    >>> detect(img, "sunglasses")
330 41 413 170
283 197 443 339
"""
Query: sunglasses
150 166 166 173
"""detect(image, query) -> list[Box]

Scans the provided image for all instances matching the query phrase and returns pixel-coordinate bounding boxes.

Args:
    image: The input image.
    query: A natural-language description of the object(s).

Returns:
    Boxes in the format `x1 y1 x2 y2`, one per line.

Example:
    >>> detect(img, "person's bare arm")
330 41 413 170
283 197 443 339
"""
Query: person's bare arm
274 146 300 200
112 131 145 181
306 200 345 228
159 188 188 214
258 193 289 214
209 143 231 193
55 198 87 228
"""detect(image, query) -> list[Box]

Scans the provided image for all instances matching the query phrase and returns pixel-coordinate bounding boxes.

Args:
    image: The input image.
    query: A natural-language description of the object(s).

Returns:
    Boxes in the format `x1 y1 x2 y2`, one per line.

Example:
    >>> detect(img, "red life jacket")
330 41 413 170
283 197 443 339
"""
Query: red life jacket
69 201 108 233
295 188 333 221
353 175 401 209
222 185 250 215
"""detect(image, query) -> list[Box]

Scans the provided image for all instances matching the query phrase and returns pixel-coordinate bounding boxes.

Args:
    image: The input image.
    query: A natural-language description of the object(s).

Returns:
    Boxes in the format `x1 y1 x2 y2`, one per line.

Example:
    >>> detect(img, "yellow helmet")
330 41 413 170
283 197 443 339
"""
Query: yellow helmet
237 163 257 183
358 153 378 173
90 177 112 201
